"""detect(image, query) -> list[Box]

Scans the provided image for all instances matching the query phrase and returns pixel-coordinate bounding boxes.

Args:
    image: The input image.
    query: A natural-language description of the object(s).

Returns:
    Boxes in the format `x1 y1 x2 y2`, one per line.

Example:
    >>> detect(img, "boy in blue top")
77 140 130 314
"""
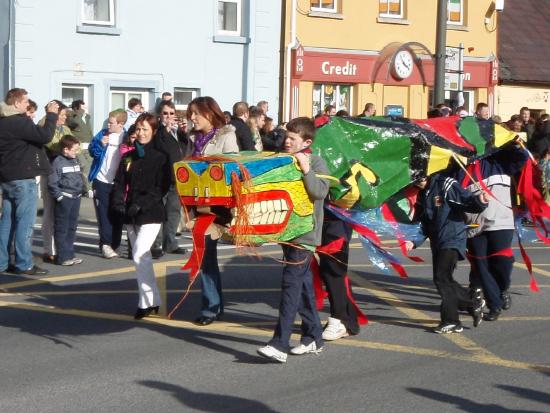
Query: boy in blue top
405 171 488 333
48 135 84 266
257 117 330 363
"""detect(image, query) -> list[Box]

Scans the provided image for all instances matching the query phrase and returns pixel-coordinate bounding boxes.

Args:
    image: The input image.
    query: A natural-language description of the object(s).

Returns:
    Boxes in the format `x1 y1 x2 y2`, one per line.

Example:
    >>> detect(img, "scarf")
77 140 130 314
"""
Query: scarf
192 128 218 157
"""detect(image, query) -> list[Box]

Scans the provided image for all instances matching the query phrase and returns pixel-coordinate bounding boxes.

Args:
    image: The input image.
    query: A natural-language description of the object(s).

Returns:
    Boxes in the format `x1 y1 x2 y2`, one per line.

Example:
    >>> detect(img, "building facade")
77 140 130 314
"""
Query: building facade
281 0 499 120
496 0 550 121
2 0 282 131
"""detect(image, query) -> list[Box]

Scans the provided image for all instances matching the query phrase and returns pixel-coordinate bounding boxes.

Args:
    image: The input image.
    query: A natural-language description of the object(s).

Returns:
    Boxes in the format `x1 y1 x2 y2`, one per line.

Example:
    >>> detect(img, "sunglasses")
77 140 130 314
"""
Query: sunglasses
162 111 175 115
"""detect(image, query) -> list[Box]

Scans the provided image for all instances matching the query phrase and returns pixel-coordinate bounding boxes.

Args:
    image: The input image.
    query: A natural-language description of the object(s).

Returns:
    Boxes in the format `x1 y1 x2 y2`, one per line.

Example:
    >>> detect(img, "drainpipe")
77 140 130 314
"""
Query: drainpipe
8 0 15 89
284 0 297 122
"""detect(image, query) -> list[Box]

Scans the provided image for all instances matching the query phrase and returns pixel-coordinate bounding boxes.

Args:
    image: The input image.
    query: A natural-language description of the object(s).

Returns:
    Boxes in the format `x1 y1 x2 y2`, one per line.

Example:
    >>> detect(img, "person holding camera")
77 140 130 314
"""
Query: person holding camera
111 113 171 319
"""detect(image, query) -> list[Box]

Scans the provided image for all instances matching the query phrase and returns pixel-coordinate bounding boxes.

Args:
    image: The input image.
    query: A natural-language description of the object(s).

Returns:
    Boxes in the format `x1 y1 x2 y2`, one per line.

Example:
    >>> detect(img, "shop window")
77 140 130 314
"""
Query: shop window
81 0 115 26
447 0 464 25
173 88 199 110
312 84 352 117
110 88 149 112
218 0 241 35
310 0 337 13
379 0 403 19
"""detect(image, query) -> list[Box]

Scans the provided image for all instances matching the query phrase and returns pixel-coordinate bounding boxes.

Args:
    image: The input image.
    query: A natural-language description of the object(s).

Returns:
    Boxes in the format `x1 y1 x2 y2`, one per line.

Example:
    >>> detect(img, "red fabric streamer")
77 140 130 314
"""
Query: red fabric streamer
381 203 424 263
466 248 514 260
181 214 216 280
516 229 539 292
310 258 328 310
344 276 368 325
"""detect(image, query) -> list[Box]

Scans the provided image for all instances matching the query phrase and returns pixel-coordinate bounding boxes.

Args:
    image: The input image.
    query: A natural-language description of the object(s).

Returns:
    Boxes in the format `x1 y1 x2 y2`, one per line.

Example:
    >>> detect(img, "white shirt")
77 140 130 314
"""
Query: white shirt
97 132 124 184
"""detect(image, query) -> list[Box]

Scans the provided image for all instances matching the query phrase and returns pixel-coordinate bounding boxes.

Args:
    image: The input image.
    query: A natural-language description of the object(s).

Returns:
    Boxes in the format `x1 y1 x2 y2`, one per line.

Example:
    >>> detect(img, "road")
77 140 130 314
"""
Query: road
0 198 549 413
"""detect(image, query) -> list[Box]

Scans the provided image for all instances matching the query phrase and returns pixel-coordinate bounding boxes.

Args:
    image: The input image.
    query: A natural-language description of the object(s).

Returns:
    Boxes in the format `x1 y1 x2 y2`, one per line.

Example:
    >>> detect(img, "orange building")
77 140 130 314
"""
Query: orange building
281 0 500 120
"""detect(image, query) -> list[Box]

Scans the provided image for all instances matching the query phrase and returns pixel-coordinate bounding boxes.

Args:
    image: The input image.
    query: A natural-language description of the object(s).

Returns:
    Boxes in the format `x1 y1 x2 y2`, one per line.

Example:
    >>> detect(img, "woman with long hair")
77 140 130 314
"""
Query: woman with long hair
186 96 238 325
112 113 171 319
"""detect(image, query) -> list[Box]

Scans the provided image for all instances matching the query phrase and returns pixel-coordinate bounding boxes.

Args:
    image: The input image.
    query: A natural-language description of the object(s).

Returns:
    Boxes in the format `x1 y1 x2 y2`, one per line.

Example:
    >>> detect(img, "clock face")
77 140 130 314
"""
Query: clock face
393 50 414 79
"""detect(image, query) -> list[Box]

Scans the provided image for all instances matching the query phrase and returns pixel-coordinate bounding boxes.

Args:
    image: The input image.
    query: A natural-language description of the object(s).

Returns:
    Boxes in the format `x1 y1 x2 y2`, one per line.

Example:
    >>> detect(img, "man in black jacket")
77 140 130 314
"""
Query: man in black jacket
229 101 256 151
151 101 188 257
0 88 58 275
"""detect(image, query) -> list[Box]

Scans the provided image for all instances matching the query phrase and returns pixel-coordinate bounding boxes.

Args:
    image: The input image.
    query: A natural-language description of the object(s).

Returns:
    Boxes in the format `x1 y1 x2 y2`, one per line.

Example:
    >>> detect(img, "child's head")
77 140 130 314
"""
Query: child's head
107 110 128 133
59 135 81 159
283 117 316 154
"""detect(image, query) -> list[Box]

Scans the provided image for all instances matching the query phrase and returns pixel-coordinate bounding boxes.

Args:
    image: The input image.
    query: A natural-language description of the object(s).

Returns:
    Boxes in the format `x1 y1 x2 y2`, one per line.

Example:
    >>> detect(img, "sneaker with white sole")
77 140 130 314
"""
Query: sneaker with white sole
257 345 287 363
72 258 83 265
60 259 75 266
102 245 118 259
433 322 463 334
322 317 349 341
290 341 324 355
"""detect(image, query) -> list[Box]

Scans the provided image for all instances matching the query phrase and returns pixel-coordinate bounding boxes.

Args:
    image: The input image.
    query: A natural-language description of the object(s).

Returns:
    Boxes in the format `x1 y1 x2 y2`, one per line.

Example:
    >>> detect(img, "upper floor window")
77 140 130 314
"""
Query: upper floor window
447 0 464 25
82 0 115 26
218 0 241 35
379 0 403 19
173 88 199 111
310 0 337 13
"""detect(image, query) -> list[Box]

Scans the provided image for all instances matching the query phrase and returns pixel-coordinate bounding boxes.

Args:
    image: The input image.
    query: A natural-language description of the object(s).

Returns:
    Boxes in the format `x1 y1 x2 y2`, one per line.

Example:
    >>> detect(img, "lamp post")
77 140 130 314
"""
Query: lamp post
434 0 448 106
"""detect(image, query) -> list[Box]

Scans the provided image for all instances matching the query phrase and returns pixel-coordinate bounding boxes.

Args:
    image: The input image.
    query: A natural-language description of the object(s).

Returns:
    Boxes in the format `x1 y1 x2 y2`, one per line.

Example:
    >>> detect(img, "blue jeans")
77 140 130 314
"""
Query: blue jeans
54 197 81 263
268 245 323 353
199 236 223 318
0 179 38 271
92 179 123 250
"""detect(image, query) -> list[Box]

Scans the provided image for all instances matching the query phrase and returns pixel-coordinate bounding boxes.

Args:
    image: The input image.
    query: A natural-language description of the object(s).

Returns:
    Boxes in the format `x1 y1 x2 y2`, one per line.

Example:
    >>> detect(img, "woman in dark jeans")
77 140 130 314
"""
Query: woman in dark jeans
112 113 171 319
185 96 239 325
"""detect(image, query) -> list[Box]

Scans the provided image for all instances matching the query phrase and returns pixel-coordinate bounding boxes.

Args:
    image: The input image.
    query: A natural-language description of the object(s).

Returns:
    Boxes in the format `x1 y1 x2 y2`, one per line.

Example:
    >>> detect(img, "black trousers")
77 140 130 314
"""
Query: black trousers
432 248 473 324
92 179 123 250
319 217 360 334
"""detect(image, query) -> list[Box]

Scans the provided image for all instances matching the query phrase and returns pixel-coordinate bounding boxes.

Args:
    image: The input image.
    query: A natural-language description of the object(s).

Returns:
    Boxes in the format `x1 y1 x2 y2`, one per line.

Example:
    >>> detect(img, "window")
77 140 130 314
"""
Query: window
173 88 199 111
61 84 90 108
81 0 115 26
310 0 337 12
110 88 150 112
218 0 241 35
379 0 403 19
312 84 352 117
447 0 464 25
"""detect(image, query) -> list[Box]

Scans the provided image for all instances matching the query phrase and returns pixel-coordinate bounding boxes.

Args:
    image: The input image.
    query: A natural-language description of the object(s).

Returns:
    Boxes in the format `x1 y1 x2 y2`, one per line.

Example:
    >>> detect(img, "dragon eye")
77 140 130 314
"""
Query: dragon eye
176 167 189 183
210 165 223 181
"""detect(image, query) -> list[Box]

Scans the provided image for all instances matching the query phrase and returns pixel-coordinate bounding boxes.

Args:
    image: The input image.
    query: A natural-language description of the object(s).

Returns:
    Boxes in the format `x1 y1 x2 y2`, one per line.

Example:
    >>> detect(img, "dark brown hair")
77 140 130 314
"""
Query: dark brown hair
59 135 80 151
286 117 316 142
188 96 226 129
135 113 159 135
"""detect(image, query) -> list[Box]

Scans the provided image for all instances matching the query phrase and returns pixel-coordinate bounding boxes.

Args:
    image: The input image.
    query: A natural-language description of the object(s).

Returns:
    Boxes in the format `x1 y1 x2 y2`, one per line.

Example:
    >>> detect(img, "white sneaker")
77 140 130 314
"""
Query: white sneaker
72 258 83 265
290 341 324 355
322 317 349 341
257 345 287 363
102 245 118 259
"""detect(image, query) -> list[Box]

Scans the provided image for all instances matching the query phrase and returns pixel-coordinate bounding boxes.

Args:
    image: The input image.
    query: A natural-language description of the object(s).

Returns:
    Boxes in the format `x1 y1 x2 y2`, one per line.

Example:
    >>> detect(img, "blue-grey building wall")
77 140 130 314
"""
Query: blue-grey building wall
11 0 281 132
0 0 13 98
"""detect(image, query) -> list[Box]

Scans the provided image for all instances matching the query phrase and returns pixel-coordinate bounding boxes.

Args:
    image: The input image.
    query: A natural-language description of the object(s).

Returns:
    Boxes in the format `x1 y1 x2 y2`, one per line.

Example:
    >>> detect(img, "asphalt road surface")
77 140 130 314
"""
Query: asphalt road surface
1 198 549 413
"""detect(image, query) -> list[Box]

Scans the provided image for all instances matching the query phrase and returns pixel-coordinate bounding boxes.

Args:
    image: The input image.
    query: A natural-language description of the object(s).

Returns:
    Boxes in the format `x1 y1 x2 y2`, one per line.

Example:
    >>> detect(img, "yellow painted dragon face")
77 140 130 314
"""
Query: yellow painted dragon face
174 153 314 243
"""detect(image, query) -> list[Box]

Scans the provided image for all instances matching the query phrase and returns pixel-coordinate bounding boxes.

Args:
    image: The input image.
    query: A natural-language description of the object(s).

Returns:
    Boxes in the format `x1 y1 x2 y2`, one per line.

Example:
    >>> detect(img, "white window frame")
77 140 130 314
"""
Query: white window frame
109 89 149 112
61 84 90 108
379 0 404 19
312 84 353 117
173 88 199 111
310 0 338 13
217 0 241 36
81 0 115 26
446 0 464 26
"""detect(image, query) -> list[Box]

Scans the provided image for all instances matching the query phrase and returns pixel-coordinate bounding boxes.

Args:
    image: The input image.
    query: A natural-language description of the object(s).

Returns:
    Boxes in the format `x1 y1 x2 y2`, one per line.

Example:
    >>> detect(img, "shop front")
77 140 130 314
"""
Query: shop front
290 44 496 119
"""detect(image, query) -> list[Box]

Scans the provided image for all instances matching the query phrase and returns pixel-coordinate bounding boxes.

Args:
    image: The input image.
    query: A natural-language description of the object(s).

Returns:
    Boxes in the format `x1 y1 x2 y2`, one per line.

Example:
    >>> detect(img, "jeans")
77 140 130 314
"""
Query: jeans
269 245 323 353
467 229 514 311
199 236 223 318
432 248 473 324
153 185 182 252
54 197 81 263
0 179 38 271
92 179 123 250
40 177 56 256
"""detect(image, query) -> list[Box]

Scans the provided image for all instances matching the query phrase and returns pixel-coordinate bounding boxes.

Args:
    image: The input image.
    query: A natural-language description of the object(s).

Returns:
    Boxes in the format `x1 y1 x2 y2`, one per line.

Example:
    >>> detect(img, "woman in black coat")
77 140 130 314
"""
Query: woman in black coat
112 113 171 319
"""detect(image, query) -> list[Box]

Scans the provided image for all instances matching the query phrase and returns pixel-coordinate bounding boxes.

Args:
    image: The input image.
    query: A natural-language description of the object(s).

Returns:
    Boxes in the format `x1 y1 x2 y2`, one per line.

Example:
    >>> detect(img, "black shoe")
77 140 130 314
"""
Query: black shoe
42 254 56 264
166 247 188 255
472 298 486 327
194 315 219 326
134 306 160 320
483 309 501 321
501 290 512 310
151 249 164 259
12 265 49 275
